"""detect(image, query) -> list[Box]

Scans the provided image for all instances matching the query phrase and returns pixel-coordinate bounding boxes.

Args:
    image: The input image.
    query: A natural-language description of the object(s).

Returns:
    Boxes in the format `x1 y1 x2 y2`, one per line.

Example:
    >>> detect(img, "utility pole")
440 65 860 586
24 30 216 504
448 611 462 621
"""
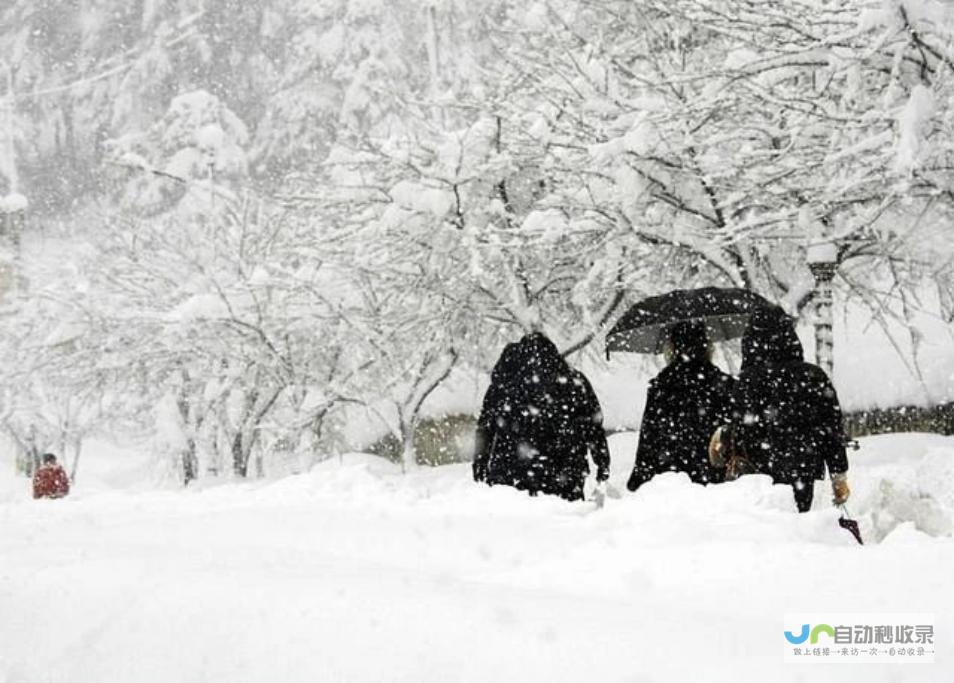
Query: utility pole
807 239 837 377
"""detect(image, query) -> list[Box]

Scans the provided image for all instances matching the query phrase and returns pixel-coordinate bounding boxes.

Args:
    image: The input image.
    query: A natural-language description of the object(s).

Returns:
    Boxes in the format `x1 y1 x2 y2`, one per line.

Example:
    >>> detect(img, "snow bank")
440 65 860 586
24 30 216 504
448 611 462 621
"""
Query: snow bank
842 433 954 541
1 434 952 682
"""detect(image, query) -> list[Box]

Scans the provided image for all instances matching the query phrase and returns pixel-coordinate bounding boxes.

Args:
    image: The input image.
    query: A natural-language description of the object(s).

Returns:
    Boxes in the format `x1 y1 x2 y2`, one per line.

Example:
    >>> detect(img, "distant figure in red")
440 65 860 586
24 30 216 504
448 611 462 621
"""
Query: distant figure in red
33 453 70 499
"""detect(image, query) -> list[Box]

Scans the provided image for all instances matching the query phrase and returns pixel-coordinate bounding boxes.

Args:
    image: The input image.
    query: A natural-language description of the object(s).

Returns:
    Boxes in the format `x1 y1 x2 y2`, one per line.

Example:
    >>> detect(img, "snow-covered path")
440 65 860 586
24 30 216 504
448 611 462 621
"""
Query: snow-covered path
2 434 953 682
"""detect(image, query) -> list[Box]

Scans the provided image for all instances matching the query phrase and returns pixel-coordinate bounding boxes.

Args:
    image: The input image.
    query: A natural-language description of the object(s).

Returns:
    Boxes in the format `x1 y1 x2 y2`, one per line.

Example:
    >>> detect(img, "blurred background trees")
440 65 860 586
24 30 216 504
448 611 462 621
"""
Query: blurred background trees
2 0 953 479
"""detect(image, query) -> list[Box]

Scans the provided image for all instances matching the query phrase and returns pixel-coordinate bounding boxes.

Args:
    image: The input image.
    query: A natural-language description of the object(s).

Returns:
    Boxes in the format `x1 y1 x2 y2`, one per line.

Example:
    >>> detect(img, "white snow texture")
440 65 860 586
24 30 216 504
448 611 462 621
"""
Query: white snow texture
1 433 953 683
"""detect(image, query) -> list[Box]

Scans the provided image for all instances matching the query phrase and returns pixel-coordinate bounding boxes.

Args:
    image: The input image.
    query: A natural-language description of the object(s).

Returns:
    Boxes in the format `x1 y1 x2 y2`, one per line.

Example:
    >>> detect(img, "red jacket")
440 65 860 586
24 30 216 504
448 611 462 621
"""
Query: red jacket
33 464 70 499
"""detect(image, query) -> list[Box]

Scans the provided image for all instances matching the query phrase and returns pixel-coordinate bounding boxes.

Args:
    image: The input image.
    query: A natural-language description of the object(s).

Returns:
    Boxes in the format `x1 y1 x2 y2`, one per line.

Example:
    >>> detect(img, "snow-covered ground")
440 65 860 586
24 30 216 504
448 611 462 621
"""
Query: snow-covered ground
1 433 953 682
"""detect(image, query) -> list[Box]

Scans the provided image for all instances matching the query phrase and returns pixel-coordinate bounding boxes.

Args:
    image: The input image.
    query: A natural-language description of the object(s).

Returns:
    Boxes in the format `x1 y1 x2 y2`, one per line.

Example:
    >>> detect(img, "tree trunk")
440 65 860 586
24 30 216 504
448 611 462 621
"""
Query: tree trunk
182 438 198 486
232 431 247 477
27 425 38 477
3 64 19 193
425 4 442 125
207 426 222 477
69 436 83 483
400 415 418 473
58 421 68 466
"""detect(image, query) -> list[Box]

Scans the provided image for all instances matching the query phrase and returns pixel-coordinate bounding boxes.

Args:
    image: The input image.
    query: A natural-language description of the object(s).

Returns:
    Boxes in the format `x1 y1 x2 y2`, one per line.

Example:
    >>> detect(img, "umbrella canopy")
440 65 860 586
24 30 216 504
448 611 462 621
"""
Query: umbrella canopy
838 506 864 545
606 287 776 355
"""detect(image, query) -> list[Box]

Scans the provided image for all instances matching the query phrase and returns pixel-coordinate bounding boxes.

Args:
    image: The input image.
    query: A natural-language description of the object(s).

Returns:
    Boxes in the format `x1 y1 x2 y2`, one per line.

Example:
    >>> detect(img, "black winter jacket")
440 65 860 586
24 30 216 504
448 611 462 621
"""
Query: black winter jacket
543 370 611 495
731 314 848 484
473 334 610 498
627 358 735 491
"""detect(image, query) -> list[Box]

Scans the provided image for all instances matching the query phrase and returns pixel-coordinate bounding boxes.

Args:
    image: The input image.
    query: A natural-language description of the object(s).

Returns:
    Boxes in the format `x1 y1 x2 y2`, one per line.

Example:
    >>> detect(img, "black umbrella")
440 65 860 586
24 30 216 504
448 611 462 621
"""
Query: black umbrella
606 287 776 355
838 506 864 545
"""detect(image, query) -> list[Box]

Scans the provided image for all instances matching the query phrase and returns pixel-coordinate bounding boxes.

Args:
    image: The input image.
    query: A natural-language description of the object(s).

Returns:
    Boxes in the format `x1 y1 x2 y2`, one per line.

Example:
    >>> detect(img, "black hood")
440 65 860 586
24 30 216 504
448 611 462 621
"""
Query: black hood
668 320 709 363
488 342 524 389
513 332 570 389
741 307 803 369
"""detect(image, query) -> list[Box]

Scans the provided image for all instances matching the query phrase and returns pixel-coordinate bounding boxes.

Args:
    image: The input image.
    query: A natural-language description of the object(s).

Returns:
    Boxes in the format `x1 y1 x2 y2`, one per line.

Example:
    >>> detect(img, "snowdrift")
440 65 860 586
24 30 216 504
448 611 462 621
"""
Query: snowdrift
1 434 952 682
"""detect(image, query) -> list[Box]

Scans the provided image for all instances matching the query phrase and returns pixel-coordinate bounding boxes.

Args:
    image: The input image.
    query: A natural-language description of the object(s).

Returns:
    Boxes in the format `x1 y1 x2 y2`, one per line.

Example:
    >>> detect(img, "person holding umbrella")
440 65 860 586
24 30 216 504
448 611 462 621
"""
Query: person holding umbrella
626 321 736 491
723 307 851 513
605 287 772 493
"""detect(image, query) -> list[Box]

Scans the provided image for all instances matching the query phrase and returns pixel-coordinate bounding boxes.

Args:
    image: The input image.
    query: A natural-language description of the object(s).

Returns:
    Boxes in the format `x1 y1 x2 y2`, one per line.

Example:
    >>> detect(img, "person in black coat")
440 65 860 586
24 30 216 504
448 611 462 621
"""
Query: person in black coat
627 321 735 492
728 308 850 512
473 340 523 486
473 332 610 501
542 368 611 501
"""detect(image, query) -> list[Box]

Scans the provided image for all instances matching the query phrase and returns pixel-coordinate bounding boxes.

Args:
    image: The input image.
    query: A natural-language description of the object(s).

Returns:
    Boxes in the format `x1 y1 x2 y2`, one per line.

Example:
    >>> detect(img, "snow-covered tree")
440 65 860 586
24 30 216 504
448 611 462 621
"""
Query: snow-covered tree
475 0 954 357
4 0 954 484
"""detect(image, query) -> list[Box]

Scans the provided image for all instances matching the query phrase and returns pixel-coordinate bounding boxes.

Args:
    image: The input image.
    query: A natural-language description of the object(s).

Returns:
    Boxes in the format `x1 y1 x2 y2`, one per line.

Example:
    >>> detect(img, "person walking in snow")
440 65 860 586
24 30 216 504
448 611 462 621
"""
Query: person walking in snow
542 367 611 501
627 321 736 492
32 453 70 499
473 339 524 487
473 332 610 501
723 307 850 513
